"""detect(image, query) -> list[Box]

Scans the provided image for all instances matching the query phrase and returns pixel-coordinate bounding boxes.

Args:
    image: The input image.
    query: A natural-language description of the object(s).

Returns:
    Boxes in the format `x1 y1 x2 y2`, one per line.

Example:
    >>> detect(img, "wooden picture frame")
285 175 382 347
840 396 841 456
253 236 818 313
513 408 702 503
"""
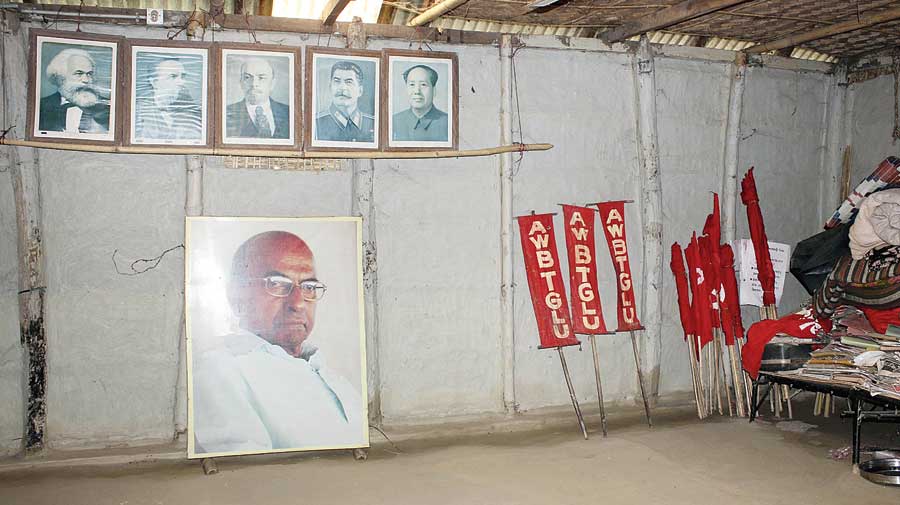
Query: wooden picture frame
185 216 370 458
27 29 124 145
304 47 380 151
122 39 214 148
382 49 458 151
215 43 302 150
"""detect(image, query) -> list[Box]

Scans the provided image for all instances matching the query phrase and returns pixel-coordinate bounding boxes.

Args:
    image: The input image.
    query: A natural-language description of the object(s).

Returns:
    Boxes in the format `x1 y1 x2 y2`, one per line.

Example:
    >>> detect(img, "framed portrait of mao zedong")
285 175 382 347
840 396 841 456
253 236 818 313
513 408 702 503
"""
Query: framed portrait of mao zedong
27 30 124 145
383 49 458 151
123 40 213 147
216 43 302 150
305 47 380 151
185 216 369 458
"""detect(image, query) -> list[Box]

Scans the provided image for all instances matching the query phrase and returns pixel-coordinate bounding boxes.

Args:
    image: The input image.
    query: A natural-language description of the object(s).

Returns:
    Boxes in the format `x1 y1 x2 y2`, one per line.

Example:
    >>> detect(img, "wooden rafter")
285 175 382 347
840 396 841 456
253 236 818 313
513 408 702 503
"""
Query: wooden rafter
407 0 471 27
601 0 752 44
321 0 352 25
745 5 900 54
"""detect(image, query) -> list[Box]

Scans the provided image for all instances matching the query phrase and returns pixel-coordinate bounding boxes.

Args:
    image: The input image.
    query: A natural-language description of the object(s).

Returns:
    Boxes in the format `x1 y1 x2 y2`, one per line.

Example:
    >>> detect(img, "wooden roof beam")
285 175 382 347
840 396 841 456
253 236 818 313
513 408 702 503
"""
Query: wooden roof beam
407 0 470 27
746 6 900 54
601 0 751 44
321 0 352 25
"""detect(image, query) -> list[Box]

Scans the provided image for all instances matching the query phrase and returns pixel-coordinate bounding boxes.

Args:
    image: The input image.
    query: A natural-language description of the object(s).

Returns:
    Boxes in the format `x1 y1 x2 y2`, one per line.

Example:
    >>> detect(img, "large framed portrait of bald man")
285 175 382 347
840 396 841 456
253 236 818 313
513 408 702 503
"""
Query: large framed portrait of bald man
216 44 301 149
123 40 213 147
383 49 458 151
185 216 369 458
27 30 124 144
305 47 380 151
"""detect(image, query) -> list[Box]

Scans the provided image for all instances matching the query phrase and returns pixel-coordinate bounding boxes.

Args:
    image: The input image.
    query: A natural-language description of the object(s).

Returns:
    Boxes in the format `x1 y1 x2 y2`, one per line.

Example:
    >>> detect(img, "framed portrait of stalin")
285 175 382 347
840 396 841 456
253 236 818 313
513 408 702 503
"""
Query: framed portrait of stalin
383 49 458 151
305 47 380 151
123 40 213 147
27 30 123 145
185 217 369 458
216 43 302 150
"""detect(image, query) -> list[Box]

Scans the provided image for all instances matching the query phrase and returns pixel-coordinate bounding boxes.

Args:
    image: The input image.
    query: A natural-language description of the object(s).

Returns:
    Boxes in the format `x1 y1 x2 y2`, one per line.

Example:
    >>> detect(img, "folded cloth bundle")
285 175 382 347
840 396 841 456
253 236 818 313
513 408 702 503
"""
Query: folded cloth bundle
849 188 900 259
826 157 900 229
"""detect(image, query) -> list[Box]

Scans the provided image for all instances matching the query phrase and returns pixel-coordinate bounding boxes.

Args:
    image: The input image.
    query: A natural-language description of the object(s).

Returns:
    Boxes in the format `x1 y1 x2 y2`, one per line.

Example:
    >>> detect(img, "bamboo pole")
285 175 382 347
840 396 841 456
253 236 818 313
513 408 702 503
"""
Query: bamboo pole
589 336 609 436
686 335 704 419
557 347 589 440
0 138 553 159
629 330 653 428
745 6 900 54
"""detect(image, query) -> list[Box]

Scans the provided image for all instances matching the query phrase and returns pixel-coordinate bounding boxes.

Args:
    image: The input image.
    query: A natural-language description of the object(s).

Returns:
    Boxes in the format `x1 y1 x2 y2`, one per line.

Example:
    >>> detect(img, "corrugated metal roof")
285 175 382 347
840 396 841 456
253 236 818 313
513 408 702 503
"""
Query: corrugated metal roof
430 15 589 37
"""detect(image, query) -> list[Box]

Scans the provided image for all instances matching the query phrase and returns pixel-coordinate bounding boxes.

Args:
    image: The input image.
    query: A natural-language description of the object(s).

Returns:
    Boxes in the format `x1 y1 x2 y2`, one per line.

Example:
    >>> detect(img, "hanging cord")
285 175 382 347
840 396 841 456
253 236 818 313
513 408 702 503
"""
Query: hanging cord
510 41 527 175
74 0 84 32
893 49 900 141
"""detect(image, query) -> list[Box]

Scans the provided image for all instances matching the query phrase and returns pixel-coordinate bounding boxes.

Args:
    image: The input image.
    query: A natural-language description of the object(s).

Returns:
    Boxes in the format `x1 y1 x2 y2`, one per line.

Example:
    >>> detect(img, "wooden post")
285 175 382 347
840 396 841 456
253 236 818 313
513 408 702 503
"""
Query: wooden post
821 63 848 221
346 19 382 426
633 35 663 404
499 34 517 414
722 53 747 245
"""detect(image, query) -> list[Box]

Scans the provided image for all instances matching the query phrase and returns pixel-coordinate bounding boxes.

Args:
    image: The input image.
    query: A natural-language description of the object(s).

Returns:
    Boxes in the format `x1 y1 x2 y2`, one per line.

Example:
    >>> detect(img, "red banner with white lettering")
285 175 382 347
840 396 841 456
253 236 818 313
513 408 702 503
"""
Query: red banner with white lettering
561 205 611 335
595 201 643 332
517 214 581 349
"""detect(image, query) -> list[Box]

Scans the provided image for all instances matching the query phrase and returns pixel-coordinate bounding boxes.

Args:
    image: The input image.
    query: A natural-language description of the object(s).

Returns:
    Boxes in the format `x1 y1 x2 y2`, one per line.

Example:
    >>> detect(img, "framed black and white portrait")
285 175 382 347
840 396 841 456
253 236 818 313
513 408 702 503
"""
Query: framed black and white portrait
27 30 123 144
185 216 369 458
217 44 301 149
305 47 380 151
383 50 458 151
124 40 212 147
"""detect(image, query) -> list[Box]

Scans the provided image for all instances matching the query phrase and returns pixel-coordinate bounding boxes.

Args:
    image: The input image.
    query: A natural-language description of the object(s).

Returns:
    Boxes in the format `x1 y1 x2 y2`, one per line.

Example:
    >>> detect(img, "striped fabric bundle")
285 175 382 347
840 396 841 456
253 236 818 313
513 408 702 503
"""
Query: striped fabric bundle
825 157 900 229
813 251 900 317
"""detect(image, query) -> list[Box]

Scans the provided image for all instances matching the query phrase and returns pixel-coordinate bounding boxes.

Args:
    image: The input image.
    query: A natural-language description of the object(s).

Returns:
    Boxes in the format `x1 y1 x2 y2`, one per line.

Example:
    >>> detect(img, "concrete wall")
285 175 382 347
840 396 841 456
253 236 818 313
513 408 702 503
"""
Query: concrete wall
848 74 900 185
0 20 840 452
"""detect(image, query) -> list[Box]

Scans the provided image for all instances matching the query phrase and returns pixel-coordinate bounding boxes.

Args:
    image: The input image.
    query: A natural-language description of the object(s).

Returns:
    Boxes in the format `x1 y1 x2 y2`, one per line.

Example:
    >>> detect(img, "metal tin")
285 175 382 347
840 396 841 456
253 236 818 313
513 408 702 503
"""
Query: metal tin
859 458 900 486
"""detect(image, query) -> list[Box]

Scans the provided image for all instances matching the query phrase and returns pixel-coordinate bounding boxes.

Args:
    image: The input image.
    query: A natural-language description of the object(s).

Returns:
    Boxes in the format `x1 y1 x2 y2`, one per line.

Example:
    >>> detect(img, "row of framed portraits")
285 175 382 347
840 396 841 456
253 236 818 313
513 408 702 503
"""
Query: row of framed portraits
26 30 459 152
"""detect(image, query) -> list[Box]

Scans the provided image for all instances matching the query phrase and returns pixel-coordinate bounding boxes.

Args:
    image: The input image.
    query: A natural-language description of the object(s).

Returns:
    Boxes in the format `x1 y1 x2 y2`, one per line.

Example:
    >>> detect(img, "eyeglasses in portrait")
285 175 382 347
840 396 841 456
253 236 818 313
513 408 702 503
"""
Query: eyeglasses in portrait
186 217 369 458
305 47 380 151
219 45 300 148
27 30 122 144
384 50 458 151
126 41 211 146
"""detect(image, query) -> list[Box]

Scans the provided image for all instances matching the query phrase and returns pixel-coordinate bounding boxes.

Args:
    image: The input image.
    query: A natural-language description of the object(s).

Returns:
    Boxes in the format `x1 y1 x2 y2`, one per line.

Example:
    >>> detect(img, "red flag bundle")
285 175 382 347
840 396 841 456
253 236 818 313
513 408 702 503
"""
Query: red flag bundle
671 243 706 418
594 201 642 332
740 168 776 312
561 205 610 335
516 214 580 349
685 234 713 349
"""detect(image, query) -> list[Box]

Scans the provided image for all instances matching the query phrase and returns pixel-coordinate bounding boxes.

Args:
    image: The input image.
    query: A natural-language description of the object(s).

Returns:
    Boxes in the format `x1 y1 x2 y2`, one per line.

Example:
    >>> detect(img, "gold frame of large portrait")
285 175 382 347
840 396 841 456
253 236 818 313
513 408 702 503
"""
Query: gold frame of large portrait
304 46 382 152
27 29 125 146
381 49 459 152
184 216 370 459
121 39 215 148
215 43 303 151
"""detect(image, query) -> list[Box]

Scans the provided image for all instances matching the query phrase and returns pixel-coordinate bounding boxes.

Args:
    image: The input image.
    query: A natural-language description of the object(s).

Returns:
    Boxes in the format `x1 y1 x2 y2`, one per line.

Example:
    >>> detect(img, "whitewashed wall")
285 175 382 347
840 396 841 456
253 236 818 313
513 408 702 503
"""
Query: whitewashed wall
0 20 840 452
848 74 900 184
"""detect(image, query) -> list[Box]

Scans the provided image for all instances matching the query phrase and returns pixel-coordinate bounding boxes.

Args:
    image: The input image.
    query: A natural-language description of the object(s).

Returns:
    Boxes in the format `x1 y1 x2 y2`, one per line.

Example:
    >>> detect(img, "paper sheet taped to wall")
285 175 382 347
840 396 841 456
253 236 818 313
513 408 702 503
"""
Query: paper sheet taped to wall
734 239 790 307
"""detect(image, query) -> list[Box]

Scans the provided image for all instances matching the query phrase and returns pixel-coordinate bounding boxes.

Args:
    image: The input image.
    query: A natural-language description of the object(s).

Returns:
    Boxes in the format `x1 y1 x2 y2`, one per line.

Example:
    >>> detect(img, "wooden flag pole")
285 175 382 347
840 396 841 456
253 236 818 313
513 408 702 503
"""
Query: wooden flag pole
589 336 609 437
629 330 653 427
734 336 752 414
557 347 589 440
686 335 705 419
716 330 733 416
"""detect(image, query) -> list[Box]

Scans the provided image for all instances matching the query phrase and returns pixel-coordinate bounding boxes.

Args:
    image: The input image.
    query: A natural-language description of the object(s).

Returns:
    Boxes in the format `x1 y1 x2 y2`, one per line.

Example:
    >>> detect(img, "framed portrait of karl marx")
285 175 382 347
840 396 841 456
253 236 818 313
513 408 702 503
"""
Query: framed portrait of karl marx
383 49 458 151
123 40 213 147
185 216 369 458
27 30 124 144
305 47 380 151
216 44 302 149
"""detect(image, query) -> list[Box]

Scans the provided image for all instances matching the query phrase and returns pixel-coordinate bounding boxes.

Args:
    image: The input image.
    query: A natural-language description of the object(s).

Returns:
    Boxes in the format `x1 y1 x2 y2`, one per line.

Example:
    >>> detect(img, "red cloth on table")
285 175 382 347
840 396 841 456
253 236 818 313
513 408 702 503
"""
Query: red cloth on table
860 306 900 334
741 309 832 380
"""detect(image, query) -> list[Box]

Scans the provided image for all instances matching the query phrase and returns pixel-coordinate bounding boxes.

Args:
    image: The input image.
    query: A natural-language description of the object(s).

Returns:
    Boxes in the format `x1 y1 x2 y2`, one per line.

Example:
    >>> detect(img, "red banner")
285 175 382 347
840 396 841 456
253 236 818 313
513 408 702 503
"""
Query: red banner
517 214 580 349
595 201 643 332
561 205 611 335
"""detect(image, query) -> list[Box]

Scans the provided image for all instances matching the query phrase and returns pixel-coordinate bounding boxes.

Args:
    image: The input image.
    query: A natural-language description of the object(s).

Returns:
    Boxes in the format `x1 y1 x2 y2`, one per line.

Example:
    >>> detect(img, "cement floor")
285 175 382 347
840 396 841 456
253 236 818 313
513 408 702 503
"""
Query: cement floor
1 396 898 504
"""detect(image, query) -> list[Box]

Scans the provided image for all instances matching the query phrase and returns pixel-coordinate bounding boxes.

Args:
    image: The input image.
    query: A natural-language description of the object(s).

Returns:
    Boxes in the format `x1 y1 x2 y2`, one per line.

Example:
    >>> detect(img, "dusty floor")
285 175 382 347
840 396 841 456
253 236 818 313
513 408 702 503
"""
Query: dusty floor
1 396 898 504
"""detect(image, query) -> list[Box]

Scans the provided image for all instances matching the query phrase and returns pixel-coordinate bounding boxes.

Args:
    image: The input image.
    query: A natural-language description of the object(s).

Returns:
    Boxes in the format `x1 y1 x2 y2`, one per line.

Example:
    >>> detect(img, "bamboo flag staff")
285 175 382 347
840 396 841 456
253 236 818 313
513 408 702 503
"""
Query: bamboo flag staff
561 204 613 436
515 212 588 440
593 201 652 428
720 244 751 415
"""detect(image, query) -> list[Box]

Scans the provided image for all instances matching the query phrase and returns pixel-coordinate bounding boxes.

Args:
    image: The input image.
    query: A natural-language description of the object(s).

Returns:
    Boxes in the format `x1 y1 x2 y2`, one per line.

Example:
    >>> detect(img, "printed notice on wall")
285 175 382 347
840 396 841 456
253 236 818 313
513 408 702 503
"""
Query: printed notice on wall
734 239 790 307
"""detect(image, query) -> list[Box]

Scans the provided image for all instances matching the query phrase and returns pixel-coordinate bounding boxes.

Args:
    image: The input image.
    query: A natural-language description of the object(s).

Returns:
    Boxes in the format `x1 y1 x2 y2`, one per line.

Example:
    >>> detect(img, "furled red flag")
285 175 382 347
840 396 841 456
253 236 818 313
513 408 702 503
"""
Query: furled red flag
719 244 745 340
516 214 581 349
697 236 721 330
669 243 694 343
561 204 611 335
740 168 776 306
595 201 642 332
686 233 713 348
